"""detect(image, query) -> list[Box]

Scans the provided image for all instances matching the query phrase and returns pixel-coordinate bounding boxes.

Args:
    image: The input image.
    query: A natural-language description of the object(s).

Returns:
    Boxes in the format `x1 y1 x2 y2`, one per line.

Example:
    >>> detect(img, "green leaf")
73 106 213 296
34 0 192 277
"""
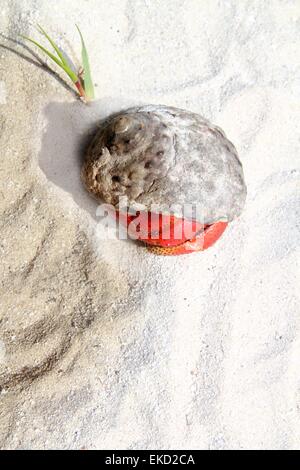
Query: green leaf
22 35 79 84
76 24 95 100
58 47 77 75
37 24 69 67
36 25 81 83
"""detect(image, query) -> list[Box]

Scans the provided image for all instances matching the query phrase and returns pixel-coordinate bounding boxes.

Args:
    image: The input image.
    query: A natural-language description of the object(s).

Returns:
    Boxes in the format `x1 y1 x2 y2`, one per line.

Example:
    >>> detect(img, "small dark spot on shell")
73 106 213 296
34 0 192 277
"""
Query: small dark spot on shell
145 161 153 169
112 175 121 183
124 139 130 144
156 150 164 157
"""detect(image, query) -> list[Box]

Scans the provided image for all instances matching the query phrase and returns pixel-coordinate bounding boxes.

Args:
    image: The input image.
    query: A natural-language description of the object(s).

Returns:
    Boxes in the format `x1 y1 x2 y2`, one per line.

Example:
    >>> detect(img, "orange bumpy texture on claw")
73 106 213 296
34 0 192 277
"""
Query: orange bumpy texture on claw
146 221 228 255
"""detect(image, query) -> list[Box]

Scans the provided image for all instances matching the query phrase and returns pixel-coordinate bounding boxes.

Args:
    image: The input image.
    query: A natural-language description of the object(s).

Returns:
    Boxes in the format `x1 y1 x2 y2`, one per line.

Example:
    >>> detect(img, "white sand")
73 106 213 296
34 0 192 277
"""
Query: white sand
0 0 299 449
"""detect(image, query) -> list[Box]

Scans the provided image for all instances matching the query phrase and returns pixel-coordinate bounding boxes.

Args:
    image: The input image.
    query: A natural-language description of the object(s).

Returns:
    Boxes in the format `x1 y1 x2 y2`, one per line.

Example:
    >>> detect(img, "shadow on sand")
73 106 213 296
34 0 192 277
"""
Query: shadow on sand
39 96 143 220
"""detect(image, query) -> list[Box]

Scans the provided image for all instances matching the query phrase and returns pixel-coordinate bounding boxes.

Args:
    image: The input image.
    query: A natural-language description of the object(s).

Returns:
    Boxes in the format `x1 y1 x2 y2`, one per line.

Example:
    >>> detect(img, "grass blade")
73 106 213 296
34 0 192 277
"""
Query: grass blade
22 35 79 83
37 24 69 67
58 47 77 75
76 24 94 100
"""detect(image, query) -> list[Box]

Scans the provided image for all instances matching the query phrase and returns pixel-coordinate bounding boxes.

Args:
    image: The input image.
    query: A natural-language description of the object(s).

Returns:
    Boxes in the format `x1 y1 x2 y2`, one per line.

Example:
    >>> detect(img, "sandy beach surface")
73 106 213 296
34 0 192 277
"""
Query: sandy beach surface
0 0 299 449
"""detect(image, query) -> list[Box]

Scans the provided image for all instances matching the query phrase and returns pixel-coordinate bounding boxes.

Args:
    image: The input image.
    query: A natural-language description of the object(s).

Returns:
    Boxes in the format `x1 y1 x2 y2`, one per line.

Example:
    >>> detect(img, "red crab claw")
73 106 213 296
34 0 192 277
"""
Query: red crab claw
115 210 228 255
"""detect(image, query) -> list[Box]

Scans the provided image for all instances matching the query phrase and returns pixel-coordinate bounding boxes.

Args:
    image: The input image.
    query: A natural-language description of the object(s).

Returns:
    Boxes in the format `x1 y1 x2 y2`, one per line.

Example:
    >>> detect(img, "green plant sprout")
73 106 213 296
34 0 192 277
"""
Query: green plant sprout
22 24 94 102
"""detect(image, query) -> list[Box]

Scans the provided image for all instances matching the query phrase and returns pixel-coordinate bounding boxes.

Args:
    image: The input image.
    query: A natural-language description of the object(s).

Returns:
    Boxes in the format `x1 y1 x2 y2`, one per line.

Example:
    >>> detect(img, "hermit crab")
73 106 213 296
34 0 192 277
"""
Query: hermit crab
22 28 246 255
81 105 247 255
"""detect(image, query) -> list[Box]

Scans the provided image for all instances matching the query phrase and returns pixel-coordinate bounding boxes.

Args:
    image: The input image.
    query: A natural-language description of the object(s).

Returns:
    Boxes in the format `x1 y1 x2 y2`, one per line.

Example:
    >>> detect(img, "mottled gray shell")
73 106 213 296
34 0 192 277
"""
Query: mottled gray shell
81 105 246 224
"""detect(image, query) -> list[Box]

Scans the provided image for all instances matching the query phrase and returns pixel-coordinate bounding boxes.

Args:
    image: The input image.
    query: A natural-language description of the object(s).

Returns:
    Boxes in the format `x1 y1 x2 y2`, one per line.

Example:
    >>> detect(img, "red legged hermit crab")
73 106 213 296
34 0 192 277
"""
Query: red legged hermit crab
82 105 246 255
20 29 246 255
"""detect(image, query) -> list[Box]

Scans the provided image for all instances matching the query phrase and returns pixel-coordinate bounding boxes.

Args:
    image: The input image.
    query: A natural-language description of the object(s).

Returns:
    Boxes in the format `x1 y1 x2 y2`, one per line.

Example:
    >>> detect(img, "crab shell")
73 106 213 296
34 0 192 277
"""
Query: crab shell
81 105 246 255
